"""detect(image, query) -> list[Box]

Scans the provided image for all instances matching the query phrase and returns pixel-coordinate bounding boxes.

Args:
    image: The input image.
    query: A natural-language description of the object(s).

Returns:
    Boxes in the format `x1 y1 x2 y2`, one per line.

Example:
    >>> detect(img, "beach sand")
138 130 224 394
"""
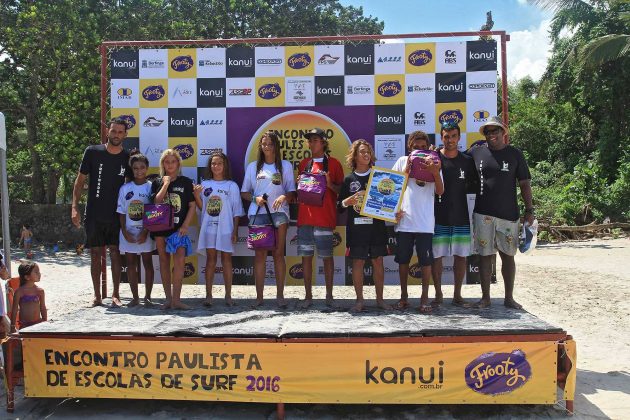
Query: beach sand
1 238 628 419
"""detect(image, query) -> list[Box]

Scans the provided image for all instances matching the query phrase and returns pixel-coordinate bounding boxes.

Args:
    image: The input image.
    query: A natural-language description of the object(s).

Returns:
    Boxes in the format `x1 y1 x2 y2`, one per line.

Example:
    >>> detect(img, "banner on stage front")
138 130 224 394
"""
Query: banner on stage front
360 167 408 223
24 338 558 404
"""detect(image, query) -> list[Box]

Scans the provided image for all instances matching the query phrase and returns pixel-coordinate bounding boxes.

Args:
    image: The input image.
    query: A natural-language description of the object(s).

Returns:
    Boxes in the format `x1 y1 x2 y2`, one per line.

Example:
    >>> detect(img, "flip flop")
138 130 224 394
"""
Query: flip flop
420 304 433 314
394 300 409 310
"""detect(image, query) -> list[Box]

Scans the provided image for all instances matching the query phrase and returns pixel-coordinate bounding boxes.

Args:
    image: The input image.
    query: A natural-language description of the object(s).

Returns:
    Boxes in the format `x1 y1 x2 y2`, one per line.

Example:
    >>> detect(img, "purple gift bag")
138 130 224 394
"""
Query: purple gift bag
297 157 328 206
409 149 440 182
247 202 277 250
143 203 174 232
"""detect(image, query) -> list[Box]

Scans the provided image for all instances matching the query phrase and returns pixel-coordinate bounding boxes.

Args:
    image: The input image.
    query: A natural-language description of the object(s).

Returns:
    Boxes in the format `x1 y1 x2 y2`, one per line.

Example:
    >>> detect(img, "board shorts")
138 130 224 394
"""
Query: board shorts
297 226 333 258
473 213 519 257
432 224 471 258
85 219 120 248
347 244 388 260
394 232 433 266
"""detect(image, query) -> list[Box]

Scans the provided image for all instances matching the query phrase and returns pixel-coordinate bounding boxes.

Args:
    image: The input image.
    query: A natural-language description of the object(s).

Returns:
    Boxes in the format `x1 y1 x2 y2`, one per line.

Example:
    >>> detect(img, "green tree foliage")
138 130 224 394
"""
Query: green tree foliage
0 0 383 204
509 1 630 223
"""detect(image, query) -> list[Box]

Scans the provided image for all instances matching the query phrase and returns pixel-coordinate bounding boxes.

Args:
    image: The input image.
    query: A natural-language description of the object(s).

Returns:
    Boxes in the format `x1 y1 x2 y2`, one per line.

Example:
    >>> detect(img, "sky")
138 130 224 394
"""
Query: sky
338 0 554 81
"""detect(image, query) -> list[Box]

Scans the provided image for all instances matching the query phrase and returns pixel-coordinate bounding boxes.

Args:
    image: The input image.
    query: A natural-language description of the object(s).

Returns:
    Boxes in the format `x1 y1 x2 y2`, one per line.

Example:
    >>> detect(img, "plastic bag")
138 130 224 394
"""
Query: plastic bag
519 218 538 254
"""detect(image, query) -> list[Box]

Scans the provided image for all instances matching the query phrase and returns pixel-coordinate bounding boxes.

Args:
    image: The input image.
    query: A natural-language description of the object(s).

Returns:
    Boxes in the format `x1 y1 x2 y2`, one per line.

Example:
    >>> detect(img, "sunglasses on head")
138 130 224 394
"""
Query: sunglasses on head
441 121 459 130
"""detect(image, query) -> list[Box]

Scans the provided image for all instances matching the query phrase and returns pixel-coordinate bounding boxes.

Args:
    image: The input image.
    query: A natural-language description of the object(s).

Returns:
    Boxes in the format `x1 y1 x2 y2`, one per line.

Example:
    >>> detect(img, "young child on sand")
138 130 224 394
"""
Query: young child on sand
150 149 196 310
117 153 156 307
10 262 47 332
19 224 33 257
194 152 244 307
338 140 392 312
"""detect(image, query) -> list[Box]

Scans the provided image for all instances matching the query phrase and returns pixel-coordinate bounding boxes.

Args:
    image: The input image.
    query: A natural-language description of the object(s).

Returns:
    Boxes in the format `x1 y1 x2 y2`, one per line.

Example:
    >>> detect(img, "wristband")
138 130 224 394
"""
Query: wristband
524 208 535 215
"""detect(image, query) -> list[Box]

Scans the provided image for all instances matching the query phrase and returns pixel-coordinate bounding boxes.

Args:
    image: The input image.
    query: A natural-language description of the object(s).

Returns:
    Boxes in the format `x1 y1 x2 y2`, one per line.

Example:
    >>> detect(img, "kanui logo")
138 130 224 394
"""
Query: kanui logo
110 50 139 79
197 78 226 107
375 105 405 135
318 54 339 65
466 40 497 71
226 47 255 78
435 72 466 103
345 44 374 75
315 76 344 106
168 109 196 137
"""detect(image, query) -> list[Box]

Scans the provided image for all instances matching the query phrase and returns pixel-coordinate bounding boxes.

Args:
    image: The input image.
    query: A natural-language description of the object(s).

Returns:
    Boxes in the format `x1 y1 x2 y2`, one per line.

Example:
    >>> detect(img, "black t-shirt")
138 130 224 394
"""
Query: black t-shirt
79 145 130 222
337 170 387 247
468 145 531 221
435 152 478 226
149 175 195 237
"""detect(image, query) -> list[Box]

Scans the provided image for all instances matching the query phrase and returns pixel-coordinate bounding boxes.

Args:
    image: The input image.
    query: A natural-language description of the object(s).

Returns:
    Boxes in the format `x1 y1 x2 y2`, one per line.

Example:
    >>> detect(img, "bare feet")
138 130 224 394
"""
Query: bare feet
300 298 312 310
504 298 523 310
162 300 172 310
111 296 122 308
91 299 102 307
251 298 264 309
171 301 191 310
325 295 334 308
127 298 140 307
430 297 443 308
377 300 393 311
473 298 491 309
202 298 213 307
452 297 470 308
394 299 409 310
276 297 287 309
420 304 433 314
350 301 365 313
225 297 235 307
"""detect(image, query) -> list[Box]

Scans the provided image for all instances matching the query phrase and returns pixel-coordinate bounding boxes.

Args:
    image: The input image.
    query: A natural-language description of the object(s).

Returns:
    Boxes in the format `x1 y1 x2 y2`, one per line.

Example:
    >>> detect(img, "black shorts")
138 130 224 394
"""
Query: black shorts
85 219 120 248
394 232 433 266
347 244 388 260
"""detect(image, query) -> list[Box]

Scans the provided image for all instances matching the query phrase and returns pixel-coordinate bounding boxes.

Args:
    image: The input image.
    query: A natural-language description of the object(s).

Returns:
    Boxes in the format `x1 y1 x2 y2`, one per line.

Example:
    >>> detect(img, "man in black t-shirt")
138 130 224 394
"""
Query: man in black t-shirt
469 116 534 310
71 118 130 307
432 122 478 307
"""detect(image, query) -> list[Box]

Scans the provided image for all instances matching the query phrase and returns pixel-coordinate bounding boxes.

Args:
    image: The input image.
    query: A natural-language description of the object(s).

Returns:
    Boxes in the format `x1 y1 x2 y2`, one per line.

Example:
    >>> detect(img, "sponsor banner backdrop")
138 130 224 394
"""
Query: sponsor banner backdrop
24 339 558 404
109 41 497 284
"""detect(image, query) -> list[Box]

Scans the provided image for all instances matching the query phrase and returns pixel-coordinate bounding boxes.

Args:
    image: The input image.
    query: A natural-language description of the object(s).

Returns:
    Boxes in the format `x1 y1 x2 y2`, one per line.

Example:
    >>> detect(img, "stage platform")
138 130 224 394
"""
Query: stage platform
21 298 564 338
5 298 577 417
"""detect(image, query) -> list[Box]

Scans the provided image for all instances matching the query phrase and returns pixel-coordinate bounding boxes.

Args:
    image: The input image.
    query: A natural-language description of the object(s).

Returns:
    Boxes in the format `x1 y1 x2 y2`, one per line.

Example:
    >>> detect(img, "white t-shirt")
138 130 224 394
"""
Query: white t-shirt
392 156 442 233
116 181 156 253
241 160 296 217
197 179 245 253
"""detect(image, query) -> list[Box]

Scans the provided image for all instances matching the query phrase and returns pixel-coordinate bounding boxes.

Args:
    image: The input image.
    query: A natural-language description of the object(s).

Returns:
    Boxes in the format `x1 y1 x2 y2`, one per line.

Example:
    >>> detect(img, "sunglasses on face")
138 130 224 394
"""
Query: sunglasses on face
483 127 502 135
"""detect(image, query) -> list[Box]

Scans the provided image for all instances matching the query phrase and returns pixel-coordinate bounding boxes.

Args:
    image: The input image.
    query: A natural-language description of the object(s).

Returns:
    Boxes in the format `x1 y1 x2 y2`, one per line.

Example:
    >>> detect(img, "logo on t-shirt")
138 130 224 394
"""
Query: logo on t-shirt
204 187 213 197
118 166 126 176
459 168 466 179
206 195 222 216
125 191 134 200
168 193 181 213
128 200 144 221
501 161 509 172
271 172 282 185
349 180 361 193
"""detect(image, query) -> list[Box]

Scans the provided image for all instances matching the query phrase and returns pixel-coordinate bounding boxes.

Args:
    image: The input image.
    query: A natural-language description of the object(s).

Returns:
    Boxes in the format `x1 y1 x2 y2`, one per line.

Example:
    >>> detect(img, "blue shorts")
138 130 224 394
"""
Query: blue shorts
249 212 289 228
394 231 434 266
297 226 333 258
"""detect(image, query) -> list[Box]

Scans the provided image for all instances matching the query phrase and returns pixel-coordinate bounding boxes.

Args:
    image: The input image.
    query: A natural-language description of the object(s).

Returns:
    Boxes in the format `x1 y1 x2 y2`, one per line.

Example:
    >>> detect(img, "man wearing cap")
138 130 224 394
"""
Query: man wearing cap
468 116 534 309
297 128 344 308
432 122 478 307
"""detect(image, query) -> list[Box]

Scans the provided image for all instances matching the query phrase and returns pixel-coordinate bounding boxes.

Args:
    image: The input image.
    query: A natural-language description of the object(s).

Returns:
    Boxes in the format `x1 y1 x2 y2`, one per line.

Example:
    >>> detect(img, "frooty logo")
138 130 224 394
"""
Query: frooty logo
173 144 195 160
438 81 464 93
184 262 195 278
438 109 464 125
116 114 136 130
288 52 311 69
249 231 269 242
409 263 422 279
408 50 432 66
258 83 282 99
465 350 531 395
378 80 402 97
289 263 304 279
171 55 194 72
142 85 165 101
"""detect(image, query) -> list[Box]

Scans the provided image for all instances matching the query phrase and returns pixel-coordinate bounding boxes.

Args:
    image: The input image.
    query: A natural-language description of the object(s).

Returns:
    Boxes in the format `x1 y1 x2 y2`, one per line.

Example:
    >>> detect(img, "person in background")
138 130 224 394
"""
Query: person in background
10 262 47 332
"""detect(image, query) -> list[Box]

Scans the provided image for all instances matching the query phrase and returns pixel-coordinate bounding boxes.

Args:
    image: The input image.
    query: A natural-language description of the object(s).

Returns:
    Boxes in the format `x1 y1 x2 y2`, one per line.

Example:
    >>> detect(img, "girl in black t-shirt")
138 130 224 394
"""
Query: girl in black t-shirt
338 140 392 313
150 149 196 310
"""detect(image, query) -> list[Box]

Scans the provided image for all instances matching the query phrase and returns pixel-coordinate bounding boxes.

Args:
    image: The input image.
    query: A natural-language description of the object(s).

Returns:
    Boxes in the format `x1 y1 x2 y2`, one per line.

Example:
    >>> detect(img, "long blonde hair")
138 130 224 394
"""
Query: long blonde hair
345 139 375 170
159 149 182 176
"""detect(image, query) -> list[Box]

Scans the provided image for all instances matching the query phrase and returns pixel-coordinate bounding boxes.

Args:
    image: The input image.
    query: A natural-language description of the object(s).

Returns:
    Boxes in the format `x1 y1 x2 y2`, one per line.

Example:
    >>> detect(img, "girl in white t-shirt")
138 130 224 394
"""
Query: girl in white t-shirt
241 131 296 308
194 152 244 306
116 153 156 307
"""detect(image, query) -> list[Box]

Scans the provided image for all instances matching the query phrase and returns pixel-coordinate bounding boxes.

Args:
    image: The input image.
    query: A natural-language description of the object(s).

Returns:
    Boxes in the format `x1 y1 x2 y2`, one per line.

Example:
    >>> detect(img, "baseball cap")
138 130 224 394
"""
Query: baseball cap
304 128 327 141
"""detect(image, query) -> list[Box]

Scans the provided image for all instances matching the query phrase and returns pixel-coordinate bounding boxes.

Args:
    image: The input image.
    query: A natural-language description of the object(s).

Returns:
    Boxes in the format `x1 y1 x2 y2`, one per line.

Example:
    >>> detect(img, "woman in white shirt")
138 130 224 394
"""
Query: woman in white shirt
241 131 296 308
